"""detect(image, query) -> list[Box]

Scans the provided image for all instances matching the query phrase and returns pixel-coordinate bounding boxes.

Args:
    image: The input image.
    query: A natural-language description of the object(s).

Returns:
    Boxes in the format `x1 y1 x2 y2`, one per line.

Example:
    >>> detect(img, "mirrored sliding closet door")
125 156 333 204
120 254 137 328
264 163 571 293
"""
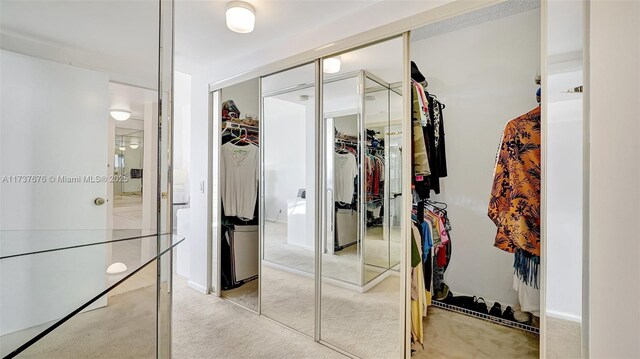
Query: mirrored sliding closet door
260 63 317 336
320 36 404 359
215 78 261 312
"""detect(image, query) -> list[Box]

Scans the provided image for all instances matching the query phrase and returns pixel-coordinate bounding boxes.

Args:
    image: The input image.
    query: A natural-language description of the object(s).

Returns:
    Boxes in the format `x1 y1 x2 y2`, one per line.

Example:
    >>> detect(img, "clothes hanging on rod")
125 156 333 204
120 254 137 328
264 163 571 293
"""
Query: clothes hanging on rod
488 106 541 285
410 71 448 199
220 141 259 220
334 151 358 203
488 106 541 315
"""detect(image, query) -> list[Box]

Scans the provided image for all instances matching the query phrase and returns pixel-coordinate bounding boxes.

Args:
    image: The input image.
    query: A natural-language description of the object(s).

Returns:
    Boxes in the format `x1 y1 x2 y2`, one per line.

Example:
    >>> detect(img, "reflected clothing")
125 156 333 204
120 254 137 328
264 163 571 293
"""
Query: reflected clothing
334 152 358 203
220 142 259 220
412 86 431 177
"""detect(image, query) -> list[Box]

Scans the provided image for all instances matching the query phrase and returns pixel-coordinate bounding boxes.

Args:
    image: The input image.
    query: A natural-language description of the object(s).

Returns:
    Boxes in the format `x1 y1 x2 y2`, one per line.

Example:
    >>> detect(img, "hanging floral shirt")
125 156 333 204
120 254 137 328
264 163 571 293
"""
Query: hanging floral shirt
488 107 541 256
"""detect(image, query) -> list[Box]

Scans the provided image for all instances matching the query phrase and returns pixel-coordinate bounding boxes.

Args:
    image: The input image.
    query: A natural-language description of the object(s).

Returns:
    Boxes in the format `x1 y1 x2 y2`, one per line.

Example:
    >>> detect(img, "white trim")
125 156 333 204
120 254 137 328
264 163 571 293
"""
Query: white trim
187 280 208 294
546 310 582 324
540 1 549 357
262 260 314 280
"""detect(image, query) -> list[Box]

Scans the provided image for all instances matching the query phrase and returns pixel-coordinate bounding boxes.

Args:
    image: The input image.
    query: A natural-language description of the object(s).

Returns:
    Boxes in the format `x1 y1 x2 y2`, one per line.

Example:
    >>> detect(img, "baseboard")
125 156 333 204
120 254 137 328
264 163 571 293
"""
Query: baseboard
262 260 314 279
546 309 582 323
187 280 208 294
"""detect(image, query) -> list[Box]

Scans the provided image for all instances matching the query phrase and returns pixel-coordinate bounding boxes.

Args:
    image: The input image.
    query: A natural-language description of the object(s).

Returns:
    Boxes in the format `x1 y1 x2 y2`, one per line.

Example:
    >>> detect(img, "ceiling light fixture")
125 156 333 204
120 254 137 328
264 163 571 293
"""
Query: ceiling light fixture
130 143 139 149
226 1 256 34
106 262 127 275
110 110 131 122
323 57 341 74
118 146 126 151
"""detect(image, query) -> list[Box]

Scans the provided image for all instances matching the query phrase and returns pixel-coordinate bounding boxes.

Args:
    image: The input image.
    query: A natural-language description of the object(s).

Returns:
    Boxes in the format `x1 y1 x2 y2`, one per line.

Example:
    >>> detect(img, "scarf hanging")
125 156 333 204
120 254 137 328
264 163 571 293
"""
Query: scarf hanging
513 248 539 289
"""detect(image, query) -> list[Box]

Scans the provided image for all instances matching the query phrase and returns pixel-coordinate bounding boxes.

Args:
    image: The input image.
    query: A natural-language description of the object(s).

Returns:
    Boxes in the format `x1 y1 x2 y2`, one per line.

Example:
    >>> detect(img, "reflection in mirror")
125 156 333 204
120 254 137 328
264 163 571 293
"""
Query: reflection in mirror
0 0 164 354
261 63 316 336
321 37 403 359
545 0 584 357
113 122 145 233
409 1 544 357
218 78 260 312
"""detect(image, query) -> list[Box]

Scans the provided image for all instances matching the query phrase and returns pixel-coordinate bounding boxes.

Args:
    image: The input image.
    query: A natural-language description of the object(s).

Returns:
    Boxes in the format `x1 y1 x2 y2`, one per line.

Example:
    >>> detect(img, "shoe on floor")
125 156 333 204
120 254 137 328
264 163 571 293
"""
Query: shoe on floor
489 302 502 317
502 306 516 321
475 297 489 314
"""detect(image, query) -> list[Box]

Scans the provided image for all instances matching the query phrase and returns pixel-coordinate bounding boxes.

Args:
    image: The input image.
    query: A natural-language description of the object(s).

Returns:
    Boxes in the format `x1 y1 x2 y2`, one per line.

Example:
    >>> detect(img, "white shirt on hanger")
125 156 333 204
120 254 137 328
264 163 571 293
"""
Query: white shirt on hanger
334 152 358 203
220 142 259 220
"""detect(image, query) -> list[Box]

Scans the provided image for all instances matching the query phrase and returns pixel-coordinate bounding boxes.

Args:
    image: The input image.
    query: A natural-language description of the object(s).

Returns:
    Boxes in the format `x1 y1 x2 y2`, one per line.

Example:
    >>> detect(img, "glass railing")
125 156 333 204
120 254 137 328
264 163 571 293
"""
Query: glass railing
0 232 183 358
0 230 164 259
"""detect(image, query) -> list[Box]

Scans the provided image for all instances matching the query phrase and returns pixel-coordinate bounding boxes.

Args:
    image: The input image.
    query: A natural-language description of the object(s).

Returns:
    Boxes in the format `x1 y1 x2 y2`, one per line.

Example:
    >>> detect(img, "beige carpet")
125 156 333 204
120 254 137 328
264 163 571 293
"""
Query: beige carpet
320 274 402 358
3 284 157 358
221 278 259 311
414 307 539 359
545 316 581 358
172 276 346 359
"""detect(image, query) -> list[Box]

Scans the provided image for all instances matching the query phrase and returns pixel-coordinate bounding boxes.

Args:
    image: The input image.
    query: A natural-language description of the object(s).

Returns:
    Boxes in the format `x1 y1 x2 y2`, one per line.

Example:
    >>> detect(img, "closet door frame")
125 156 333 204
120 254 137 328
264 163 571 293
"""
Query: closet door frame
204 1 589 357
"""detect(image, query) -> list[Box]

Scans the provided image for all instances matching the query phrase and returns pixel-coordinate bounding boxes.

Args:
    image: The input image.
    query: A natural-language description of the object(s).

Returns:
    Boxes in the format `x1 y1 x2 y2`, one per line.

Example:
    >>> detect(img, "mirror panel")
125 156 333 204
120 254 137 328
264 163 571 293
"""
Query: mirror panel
260 63 316 336
218 78 260 312
364 76 391 282
320 37 403 359
545 0 585 357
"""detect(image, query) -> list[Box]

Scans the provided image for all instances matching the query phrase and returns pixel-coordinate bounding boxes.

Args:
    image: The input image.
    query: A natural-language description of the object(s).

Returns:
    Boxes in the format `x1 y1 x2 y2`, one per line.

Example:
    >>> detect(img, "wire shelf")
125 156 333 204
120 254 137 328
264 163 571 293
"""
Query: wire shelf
431 300 540 335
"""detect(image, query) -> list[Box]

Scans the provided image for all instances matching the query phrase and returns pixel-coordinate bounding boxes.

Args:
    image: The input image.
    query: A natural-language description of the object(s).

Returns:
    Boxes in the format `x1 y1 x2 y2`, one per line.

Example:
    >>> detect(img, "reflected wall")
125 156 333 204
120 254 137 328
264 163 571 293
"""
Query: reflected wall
261 63 316 336
320 37 403 359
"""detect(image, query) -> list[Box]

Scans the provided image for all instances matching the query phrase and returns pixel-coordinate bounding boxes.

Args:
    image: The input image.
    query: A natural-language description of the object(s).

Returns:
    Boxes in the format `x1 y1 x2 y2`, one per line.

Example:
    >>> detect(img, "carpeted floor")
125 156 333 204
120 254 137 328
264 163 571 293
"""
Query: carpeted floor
414 306 539 359
2 282 158 358
221 278 259 311
172 276 346 359
545 316 581 358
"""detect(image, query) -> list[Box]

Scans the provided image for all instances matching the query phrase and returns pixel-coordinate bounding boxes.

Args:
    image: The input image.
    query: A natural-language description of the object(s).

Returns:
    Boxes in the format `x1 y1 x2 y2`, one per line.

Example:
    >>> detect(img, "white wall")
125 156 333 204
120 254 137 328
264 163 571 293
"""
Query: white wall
173 71 192 278
185 71 211 294
263 98 307 222
173 71 192 203
589 1 640 357
0 49 108 335
411 9 541 306
546 72 583 322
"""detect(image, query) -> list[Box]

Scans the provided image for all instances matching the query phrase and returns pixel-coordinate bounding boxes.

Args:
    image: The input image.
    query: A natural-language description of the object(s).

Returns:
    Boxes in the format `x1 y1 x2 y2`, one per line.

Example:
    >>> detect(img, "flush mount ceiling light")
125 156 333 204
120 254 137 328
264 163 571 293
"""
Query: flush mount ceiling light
323 57 341 74
110 110 131 121
226 1 256 34
129 143 140 149
118 146 126 151
106 262 127 275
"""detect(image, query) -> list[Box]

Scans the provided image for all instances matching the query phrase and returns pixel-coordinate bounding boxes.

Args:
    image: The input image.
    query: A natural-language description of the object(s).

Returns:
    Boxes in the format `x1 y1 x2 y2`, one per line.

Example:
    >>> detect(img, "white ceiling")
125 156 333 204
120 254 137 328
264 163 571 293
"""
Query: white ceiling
109 82 157 121
174 0 379 72
0 0 450 88
175 0 450 80
0 0 159 89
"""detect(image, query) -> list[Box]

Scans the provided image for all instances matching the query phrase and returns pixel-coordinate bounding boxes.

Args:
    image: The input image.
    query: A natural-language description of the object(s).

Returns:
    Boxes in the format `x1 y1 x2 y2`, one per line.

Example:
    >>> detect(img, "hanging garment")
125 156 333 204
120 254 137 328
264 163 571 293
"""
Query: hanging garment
220 142 259 220
513 273 540 316
488 106 541 257
411 223 426 345
334 151 358 203
424 97 448 195
412 86 431 177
